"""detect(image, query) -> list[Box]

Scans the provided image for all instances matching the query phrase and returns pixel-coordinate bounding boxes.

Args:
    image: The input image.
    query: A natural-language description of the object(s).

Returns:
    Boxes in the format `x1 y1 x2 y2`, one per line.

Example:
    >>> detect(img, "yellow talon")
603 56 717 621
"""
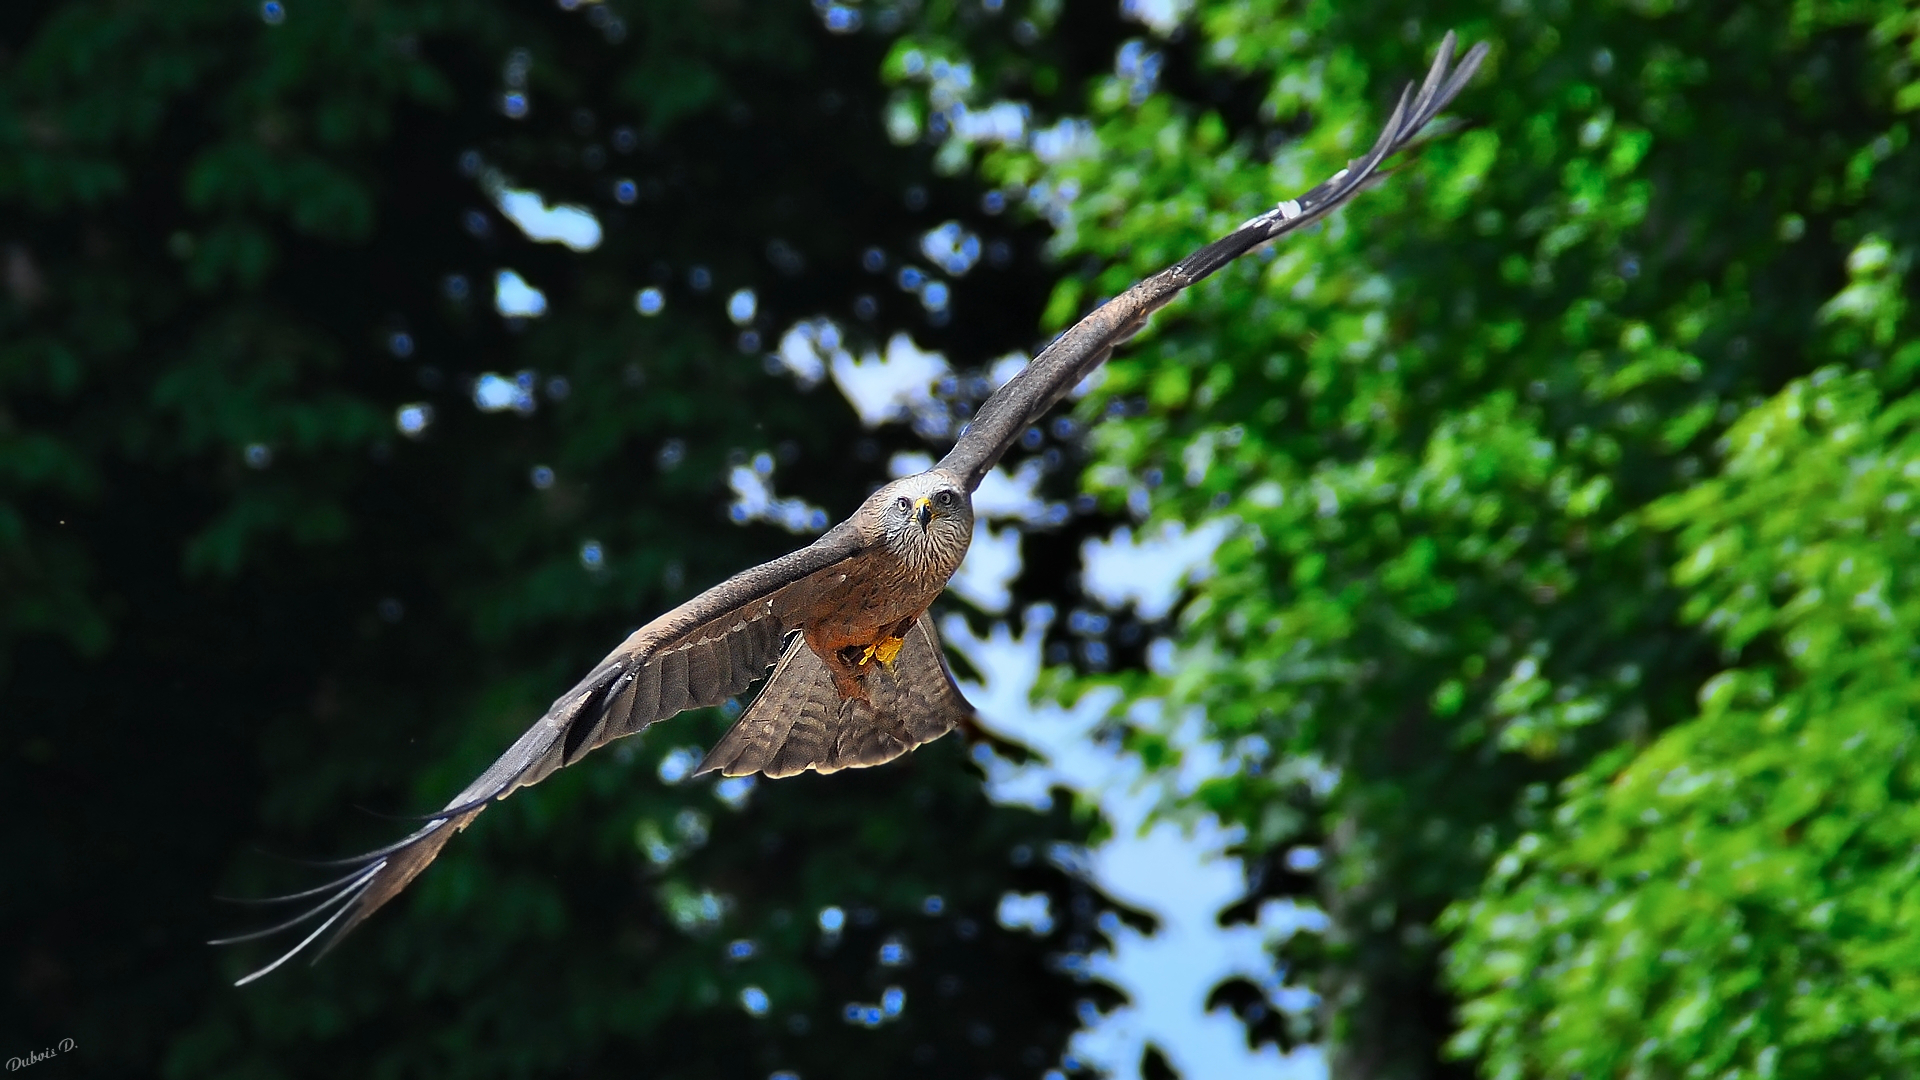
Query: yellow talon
858 635 907 669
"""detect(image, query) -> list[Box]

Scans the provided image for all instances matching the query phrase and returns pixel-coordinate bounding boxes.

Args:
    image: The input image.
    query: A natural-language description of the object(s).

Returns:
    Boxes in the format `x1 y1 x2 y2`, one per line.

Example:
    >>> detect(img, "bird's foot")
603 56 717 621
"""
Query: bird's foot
857 635 906 669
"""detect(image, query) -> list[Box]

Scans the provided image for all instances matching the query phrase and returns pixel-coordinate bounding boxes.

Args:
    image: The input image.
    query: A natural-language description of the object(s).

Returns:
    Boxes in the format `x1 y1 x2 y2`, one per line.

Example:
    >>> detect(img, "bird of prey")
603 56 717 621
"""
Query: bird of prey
217 33 1487 984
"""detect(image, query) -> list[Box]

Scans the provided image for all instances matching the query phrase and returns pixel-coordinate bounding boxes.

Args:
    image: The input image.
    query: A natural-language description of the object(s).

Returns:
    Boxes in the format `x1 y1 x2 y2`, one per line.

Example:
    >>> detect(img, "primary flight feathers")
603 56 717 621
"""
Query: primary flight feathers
216 33 1488 985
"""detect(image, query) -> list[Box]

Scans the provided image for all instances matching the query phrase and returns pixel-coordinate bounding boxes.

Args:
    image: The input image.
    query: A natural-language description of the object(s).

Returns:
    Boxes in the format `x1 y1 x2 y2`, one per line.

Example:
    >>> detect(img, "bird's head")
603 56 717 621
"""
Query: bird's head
866 470 974 571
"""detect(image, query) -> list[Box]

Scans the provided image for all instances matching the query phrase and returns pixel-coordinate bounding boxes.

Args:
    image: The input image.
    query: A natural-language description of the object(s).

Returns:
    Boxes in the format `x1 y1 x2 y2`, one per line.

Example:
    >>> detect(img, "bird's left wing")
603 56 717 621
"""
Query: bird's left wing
215 520 870 984
936 32 1489 491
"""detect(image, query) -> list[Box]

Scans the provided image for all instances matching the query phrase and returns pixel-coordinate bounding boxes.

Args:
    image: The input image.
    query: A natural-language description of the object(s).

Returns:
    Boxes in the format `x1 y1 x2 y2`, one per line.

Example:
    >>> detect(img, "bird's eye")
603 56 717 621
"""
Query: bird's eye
936 489 955 506
897 496 912 512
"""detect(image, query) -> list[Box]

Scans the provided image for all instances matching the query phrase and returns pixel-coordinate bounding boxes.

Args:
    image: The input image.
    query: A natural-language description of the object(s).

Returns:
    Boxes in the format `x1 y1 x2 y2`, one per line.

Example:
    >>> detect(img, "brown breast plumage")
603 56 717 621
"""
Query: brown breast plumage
799 547 944 654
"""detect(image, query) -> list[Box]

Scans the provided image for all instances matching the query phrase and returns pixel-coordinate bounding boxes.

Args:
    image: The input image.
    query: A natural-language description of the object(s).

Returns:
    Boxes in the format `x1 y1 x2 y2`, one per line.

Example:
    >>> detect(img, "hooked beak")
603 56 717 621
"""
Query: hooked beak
913 497 934 530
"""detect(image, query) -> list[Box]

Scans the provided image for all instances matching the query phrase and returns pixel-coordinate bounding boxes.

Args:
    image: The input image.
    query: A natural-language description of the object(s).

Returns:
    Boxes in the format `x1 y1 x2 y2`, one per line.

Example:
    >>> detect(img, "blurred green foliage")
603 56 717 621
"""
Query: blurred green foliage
893 0 1920 1076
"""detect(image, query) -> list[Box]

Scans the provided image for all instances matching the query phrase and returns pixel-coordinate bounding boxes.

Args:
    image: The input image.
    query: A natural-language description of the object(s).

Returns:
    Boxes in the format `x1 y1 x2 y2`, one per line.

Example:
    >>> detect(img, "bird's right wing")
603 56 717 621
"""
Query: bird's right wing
215 520 869 984
935 32 1489 491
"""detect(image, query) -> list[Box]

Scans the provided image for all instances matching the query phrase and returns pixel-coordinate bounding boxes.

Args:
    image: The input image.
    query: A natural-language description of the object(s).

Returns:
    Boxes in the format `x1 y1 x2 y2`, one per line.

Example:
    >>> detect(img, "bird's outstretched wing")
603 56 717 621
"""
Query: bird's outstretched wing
935 32 1490 491
214 522 869 985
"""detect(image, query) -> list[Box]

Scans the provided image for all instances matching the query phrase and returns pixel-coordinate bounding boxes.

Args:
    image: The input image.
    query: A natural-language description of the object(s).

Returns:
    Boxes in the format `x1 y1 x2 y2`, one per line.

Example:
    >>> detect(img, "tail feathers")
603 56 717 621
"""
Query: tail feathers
695 630 840 778
697 612 972 779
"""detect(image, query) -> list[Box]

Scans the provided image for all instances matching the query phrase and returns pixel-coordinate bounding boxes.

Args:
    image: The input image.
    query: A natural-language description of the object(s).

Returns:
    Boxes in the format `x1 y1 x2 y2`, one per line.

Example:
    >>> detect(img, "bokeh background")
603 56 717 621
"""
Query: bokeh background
6 0 1919 1078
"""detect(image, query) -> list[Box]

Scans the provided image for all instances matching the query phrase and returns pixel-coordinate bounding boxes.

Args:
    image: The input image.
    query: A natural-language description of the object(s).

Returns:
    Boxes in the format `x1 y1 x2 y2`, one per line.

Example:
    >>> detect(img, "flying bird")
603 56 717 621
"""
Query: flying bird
217 33 1488 984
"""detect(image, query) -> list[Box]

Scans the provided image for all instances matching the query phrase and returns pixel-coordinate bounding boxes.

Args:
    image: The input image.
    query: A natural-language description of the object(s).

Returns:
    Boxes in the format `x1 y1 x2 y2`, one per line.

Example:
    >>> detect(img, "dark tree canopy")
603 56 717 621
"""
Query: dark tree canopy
1 2 1140 1077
